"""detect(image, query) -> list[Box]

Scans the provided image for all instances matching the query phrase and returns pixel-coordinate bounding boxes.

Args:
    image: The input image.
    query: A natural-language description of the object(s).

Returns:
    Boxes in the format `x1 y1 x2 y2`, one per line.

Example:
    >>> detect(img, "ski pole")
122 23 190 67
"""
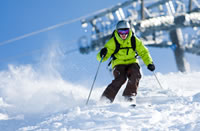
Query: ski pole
86 56 104 105
153 71 164 89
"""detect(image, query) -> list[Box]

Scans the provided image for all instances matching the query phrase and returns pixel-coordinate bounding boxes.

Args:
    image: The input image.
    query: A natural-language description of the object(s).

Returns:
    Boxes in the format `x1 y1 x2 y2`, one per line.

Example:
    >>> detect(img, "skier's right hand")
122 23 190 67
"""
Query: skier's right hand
100 48 107 58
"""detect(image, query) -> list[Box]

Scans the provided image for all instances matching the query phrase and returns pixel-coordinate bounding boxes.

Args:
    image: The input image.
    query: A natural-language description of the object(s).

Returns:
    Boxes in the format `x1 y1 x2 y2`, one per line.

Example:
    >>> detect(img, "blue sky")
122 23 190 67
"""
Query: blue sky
0 0 200 86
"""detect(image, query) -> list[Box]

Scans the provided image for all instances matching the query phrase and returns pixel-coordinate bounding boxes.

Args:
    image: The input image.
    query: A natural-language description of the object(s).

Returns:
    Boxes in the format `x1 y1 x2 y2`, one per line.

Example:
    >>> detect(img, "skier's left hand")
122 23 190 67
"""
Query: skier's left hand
147 64 155 71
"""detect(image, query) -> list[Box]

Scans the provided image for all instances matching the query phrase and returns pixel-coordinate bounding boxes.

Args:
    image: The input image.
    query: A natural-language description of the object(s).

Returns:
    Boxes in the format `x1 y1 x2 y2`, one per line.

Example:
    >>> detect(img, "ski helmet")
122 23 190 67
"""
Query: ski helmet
116 20 130 30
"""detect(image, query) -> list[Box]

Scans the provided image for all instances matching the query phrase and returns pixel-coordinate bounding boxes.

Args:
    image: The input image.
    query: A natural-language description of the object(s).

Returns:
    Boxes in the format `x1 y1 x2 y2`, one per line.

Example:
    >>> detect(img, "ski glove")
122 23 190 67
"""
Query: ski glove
100 48 107 58
147 64 155 71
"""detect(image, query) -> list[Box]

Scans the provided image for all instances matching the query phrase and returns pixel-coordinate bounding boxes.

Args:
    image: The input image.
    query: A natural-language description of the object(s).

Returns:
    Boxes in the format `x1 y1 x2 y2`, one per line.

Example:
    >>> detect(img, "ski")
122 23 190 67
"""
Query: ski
130 104 136 108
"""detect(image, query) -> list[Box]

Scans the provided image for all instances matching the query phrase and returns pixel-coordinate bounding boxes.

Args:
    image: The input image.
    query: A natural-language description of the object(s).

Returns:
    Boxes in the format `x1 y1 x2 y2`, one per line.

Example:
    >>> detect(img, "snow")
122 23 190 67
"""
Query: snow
0 63 200 131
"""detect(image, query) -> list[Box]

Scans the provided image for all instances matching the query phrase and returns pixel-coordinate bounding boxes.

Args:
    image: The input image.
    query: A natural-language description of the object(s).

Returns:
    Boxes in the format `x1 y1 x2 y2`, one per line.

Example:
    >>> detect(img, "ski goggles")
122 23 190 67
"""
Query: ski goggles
118 29 129 35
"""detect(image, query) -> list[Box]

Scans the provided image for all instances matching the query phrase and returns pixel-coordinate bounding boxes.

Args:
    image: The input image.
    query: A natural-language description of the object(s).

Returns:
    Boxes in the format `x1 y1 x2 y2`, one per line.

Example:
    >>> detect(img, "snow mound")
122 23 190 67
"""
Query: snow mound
0 55 200 131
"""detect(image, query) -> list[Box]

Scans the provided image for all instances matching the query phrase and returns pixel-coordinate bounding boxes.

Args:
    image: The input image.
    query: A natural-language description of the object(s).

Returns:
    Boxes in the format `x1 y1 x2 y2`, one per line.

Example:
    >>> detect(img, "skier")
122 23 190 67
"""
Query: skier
97 20 155 105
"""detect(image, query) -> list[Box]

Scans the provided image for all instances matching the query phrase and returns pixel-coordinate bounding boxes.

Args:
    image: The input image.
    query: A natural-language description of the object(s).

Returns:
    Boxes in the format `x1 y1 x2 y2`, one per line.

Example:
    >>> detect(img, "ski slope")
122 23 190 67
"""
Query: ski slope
0 64 200 131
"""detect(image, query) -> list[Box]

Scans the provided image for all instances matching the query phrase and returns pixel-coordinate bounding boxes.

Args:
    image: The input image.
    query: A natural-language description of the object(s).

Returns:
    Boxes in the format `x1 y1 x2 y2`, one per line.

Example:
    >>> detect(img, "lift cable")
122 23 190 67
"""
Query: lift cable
0 7 113 47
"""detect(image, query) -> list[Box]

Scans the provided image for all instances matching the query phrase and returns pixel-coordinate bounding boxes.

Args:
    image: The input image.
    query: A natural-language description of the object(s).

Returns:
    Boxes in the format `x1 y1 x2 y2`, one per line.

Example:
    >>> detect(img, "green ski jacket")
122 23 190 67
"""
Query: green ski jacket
97 30 153 69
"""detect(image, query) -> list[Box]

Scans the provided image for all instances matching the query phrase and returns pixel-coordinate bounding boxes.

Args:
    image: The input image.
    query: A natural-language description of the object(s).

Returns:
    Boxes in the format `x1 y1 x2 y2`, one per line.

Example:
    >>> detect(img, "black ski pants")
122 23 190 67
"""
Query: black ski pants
101 63 141 103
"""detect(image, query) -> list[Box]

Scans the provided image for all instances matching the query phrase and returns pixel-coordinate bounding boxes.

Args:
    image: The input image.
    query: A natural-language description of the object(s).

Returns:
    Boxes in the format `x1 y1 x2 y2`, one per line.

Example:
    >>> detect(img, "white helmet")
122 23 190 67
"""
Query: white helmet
116 20 130 30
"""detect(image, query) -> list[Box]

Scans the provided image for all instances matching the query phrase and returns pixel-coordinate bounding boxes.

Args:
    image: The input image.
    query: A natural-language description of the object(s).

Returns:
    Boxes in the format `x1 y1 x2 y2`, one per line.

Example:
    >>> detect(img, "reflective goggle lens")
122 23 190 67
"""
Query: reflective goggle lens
118 29 129 35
